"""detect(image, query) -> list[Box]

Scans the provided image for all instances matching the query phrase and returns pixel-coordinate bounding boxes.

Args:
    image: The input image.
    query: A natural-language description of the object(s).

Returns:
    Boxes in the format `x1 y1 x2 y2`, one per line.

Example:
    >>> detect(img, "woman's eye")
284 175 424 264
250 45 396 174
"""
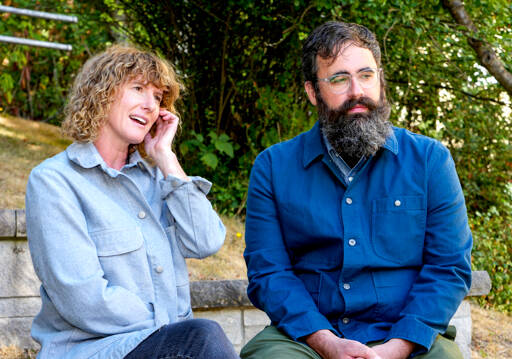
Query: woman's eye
134 86 143 91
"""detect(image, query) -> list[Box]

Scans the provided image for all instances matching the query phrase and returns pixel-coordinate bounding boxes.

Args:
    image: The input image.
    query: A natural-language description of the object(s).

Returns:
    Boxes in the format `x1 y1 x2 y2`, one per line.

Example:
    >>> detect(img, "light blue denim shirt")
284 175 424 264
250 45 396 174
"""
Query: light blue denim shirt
25 142 226 359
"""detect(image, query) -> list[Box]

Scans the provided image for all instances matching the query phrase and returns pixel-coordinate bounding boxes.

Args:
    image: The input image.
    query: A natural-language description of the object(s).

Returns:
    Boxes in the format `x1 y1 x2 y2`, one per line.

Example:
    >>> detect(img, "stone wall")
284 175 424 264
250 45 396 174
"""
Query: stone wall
0 209 492 357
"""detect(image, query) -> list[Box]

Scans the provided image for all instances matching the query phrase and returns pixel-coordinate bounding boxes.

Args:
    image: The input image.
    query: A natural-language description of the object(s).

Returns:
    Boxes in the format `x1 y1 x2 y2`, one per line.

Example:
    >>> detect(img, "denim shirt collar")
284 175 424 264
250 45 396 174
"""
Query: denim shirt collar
303 121 399 168
66 142 155 178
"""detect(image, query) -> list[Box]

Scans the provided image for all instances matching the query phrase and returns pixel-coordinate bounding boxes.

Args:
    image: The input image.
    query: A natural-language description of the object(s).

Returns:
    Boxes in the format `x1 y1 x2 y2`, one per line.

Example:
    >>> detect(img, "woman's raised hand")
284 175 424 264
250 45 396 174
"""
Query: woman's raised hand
144 109 189 180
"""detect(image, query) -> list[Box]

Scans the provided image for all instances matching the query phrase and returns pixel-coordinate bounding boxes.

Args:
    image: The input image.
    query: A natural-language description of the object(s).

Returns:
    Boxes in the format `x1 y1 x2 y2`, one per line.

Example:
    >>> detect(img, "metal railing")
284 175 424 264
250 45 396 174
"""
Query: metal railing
0 4 77 51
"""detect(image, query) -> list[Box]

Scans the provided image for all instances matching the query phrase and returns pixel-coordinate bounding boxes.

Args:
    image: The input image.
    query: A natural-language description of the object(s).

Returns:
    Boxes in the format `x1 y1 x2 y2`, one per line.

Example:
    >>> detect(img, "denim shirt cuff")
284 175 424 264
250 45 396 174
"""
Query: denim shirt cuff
385 316 438 355
160 175 212 198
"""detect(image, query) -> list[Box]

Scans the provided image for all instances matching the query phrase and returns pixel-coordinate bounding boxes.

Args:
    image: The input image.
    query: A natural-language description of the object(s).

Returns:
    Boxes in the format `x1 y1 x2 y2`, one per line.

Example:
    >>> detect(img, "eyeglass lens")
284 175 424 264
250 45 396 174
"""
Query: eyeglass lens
329 69 378 93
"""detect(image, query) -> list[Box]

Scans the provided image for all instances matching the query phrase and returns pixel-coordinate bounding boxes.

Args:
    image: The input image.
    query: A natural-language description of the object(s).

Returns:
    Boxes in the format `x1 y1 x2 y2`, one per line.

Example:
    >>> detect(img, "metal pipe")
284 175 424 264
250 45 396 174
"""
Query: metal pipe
0 35 72 51
0 5 78 23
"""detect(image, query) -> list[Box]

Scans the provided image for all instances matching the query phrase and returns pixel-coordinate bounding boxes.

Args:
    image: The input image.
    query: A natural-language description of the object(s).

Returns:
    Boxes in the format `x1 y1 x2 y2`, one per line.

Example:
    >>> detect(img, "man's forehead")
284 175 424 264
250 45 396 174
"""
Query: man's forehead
316 43 377 71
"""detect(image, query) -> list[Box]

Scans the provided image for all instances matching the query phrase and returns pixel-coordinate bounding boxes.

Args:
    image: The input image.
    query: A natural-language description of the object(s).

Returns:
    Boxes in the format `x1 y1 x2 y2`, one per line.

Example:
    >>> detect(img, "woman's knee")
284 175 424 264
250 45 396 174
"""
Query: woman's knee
184 319 239 358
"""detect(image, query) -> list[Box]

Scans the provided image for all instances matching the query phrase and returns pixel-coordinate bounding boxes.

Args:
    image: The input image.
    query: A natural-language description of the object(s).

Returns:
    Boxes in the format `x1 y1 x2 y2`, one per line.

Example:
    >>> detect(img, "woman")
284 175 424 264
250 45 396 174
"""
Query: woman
25 45 239 359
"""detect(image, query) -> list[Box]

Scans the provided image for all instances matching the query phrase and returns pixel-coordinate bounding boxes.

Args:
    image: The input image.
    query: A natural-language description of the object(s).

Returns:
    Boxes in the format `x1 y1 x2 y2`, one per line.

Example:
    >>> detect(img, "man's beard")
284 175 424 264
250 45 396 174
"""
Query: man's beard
318 92 392 164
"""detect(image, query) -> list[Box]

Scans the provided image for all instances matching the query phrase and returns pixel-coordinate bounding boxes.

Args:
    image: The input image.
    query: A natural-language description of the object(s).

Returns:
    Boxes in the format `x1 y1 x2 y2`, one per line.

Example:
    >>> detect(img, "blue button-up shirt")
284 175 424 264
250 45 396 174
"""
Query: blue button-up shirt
244 122 472 353
26 142 225 359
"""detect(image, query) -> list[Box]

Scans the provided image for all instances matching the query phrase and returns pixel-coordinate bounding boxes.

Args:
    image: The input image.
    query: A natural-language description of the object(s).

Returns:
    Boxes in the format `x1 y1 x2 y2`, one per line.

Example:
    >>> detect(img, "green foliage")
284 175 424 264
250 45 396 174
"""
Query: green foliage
470 192 512 312
0 0 114 123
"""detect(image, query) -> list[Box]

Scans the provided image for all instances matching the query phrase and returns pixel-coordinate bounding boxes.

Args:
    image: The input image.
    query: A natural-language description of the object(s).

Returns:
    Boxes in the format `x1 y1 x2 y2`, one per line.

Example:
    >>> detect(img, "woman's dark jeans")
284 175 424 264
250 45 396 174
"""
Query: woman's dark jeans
125 319 240 359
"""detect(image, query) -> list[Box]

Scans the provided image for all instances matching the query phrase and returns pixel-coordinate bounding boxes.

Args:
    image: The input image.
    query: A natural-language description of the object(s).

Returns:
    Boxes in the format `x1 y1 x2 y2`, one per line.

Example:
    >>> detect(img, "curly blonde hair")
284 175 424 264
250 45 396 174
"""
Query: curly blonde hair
62 44 182 143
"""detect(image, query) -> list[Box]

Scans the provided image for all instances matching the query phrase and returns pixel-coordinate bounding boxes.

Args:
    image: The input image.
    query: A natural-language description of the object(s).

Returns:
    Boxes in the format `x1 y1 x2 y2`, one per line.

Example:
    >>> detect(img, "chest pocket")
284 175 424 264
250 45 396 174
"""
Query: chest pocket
371 195 426 265
91 226 154 301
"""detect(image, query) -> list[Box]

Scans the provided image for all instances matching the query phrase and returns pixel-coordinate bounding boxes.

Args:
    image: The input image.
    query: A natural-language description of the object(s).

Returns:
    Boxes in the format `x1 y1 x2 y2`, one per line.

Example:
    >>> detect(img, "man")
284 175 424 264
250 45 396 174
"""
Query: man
241 21 472 359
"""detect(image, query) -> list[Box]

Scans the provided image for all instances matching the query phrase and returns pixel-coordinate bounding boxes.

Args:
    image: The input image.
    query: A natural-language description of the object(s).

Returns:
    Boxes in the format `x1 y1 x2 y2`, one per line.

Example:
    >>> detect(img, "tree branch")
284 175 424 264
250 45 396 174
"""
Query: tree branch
387 78 509 106
442 0 512 96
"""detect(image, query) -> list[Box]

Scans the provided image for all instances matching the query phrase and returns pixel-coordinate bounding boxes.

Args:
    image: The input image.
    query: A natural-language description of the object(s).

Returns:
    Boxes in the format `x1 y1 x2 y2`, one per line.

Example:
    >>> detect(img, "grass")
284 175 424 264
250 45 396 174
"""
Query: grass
470 302 512 358
0 113 510 358
0 114 72 209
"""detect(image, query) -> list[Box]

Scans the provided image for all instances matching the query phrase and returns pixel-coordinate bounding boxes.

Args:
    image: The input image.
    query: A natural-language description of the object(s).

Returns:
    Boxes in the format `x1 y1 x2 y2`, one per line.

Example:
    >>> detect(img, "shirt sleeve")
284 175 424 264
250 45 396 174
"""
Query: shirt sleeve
385 141 472 353
26 167 156 336
244 151 337 341
160 174 225 259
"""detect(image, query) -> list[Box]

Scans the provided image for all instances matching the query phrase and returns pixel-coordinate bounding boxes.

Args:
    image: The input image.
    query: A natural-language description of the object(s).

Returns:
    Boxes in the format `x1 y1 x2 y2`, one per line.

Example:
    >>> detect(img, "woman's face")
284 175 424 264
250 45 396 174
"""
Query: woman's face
100 76 163 148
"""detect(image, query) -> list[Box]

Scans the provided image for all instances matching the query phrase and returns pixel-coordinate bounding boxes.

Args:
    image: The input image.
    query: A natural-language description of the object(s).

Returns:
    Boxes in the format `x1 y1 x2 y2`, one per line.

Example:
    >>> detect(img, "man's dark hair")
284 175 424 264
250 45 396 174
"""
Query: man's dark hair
302 21 382 84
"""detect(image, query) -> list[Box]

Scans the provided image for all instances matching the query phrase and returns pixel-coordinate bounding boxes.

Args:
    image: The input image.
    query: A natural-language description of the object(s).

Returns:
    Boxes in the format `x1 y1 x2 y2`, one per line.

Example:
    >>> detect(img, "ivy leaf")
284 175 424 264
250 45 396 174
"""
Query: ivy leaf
201 153 218 169
215 140 234 158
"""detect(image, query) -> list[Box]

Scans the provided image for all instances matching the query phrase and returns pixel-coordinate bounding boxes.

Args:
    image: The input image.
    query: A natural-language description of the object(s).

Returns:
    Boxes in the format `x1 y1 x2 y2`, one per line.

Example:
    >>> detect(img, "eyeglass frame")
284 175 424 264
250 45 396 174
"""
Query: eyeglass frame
316 67 382 95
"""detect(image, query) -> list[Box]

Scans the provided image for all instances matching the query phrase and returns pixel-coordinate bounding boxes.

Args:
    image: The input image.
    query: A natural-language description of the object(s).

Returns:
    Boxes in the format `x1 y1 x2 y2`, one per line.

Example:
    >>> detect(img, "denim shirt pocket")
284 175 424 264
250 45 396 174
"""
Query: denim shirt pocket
165 224 192 319
371 195 426 265
91 226 155 303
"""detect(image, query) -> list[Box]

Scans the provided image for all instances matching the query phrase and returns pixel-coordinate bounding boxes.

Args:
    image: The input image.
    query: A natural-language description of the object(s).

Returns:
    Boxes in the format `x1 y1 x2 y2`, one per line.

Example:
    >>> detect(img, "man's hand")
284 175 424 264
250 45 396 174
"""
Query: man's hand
305 330 382 359
371 338 415 359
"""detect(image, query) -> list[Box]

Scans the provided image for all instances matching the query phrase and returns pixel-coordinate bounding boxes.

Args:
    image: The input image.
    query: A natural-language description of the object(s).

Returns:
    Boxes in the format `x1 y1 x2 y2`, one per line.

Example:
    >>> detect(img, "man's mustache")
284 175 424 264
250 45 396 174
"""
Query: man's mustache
336 96 379 115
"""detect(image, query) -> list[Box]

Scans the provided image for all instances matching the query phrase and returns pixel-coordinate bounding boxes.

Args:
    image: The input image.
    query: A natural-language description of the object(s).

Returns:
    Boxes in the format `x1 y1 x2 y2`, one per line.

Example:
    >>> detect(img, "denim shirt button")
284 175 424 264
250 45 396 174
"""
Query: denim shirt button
342 317 350 324
394 199 401 207
155 266 164 273
345 198 353 205
348 176 353 182
138 211 146 219
348 239 356 246
343 283 351 290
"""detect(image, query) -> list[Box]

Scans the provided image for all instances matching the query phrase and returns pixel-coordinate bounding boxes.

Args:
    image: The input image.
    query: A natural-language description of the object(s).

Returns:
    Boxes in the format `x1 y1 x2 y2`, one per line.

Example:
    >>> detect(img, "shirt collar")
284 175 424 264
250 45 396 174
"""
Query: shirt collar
303 122 325 168
66 142 155 178
303 122 399 168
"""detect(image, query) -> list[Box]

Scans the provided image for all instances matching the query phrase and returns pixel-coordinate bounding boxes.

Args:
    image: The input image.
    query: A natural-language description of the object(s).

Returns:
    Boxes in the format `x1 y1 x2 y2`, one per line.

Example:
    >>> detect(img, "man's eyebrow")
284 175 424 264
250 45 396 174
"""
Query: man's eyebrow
332 67 375 76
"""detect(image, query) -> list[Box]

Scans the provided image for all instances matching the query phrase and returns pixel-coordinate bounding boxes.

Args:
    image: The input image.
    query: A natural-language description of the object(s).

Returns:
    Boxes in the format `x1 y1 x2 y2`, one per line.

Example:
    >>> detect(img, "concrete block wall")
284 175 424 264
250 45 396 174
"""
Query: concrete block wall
0 209 492 358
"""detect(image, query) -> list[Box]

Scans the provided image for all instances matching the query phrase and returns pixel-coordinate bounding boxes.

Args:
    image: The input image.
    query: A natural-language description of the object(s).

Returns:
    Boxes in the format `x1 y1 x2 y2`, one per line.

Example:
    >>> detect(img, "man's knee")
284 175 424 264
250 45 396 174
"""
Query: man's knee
241 326 321 359
414 335 463 359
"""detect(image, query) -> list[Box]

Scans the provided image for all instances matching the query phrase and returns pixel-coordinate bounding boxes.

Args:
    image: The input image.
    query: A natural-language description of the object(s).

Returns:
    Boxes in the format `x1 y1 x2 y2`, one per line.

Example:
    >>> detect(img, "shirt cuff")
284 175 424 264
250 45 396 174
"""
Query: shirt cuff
278 311 339 342
160 175 212 198
385 316 439 355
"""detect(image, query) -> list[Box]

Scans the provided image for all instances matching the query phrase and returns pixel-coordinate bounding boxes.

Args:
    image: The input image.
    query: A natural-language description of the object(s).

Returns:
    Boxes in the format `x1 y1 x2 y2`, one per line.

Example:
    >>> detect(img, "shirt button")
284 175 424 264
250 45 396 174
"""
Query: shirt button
343 283 351 290
348 239 356 246
394 199 401 207
345 198 353 205
138 211 146 219
342 317 350 324
171 180 180 187
348 176 353 182
155 266 164 273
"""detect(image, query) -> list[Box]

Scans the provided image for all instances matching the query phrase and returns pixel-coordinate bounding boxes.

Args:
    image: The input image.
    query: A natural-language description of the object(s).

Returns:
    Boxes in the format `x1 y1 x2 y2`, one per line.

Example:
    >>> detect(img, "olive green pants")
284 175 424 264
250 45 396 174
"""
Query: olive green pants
240 326 463 359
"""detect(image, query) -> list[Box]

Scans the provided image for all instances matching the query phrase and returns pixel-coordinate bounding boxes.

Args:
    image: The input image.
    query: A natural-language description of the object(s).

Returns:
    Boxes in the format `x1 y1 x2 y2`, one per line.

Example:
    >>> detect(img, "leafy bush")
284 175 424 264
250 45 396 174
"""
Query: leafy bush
0 0 113 124
470 186 512 312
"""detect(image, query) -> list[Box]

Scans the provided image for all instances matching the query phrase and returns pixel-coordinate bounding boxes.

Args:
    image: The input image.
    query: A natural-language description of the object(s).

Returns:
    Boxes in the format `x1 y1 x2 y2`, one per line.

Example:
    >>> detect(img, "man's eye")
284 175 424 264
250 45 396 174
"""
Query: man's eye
134 86 143 91
359 72 375 80
155 95 162 103
330 76 349 84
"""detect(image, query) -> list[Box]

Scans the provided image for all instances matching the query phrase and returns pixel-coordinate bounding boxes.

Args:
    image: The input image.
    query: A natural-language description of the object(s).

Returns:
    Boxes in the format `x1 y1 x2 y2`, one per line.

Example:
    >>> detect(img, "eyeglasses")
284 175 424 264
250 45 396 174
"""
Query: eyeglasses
317 68 380 94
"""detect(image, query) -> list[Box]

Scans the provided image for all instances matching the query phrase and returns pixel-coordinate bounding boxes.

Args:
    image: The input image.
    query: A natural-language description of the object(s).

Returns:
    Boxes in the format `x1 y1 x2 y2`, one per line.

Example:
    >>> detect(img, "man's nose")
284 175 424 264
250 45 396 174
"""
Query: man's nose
348 76 364 98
